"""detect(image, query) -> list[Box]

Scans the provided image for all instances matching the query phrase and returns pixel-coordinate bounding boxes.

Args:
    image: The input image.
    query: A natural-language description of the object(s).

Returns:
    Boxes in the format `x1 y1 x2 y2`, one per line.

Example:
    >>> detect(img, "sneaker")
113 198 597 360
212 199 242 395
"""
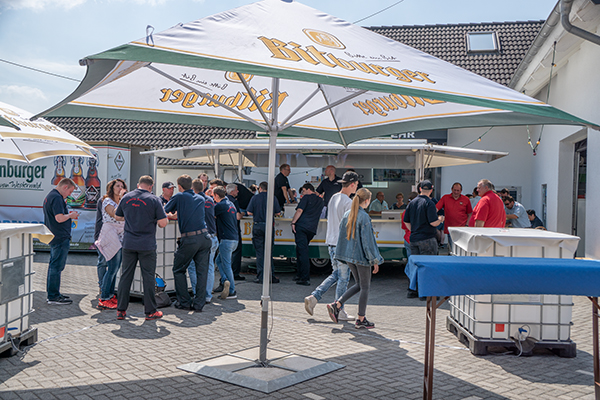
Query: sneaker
355 318 375 329
117 311 126 320
338 308 355 321
327 302 340 323
272 276 280 284
296 280 310 286
212 284 224 294
98 299 117 310
47 297 73 305
220 281 231 300
205 298 212 304
304 295 318 316
146 310 163 320
407 289 419 298
226 291 237 299
234 275 246 281
60 295 71 299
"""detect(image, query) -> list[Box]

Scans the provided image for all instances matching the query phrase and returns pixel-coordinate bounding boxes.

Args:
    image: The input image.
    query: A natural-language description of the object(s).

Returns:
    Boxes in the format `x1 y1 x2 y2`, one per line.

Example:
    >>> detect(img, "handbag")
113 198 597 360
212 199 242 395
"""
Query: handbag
154 274 172 308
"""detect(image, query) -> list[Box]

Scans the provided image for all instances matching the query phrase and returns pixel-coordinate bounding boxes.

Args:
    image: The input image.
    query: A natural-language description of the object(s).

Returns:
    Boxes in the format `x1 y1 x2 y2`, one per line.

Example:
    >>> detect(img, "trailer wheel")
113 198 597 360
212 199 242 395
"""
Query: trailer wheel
310 258 332 275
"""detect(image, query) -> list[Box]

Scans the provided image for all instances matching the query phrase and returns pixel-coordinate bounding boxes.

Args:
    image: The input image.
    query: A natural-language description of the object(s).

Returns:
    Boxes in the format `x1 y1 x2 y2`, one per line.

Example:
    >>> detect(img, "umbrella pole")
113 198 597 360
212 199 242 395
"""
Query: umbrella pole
260 128 278 363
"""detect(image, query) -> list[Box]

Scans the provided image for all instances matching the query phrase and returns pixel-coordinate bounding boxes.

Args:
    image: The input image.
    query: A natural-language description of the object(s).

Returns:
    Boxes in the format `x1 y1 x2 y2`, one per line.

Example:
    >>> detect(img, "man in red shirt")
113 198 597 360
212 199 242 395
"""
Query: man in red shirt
436 182 472 248
469 179 506 228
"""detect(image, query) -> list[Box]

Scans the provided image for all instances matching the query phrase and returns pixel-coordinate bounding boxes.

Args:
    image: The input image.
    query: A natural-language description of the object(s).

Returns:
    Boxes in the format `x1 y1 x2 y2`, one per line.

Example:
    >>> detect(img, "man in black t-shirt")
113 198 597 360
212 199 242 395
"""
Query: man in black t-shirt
274 164 291 208
226 183 245 281
316 165 341 211
291 183 324 286
115 175 168 320
43 178 79 305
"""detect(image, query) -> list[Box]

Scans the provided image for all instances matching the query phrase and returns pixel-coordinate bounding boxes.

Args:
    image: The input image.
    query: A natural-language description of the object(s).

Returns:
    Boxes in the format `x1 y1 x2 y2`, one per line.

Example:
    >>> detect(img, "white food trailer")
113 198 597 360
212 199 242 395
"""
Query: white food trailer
145 138 507 275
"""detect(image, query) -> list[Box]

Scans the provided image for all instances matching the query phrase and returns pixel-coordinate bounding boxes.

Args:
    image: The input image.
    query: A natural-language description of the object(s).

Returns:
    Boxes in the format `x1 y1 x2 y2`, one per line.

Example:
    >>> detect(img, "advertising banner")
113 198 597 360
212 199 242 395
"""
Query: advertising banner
0 143 131 250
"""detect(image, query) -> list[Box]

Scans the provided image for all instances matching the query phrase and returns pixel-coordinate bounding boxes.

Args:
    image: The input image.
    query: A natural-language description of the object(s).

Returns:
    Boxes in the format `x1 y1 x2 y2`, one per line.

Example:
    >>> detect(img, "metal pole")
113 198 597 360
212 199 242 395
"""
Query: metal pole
238 151 244 183
590 297 600 400
214 149 220 180
259 78 280 363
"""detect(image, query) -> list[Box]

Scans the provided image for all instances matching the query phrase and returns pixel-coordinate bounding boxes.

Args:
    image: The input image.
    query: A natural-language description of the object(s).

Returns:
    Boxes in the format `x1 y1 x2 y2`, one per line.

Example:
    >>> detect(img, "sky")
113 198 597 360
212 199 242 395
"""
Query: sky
0 0 559 114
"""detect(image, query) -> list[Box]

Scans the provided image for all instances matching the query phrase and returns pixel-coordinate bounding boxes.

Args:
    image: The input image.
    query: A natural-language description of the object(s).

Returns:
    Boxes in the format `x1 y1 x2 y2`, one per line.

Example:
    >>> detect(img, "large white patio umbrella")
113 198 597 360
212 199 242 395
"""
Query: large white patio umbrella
36 0 596 393
0 101 94 163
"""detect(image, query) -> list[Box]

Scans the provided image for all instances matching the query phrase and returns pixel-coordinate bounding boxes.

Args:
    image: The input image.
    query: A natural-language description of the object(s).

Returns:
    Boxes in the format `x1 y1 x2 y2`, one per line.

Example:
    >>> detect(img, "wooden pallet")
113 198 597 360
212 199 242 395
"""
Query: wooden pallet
446 316 576 358
0 327 38 358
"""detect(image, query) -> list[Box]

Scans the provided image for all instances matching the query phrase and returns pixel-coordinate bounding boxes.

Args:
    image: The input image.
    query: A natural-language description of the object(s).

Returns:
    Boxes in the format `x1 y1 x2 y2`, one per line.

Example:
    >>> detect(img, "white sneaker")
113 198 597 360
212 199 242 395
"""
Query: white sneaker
304 295 318 316
338 308 355 321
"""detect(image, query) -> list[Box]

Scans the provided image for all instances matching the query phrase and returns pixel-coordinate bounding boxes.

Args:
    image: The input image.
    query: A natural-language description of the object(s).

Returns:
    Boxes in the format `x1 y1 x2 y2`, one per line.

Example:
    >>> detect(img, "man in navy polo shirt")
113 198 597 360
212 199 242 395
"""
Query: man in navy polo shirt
246 181 281 284
291 183 324 286
115 175 168 320
213 186 239 299
165 175 212 311
190 178 220 303
43 178 79 305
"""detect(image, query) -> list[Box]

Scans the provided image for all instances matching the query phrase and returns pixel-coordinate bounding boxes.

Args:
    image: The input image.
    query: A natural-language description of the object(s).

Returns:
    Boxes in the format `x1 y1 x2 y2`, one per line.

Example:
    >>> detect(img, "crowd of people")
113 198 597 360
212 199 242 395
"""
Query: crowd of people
41 167 544 326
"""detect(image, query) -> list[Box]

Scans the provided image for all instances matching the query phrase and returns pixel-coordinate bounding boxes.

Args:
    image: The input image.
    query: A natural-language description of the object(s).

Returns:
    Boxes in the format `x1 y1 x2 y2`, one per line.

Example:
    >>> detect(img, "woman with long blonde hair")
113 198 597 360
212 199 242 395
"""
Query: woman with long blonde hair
327 188 383 329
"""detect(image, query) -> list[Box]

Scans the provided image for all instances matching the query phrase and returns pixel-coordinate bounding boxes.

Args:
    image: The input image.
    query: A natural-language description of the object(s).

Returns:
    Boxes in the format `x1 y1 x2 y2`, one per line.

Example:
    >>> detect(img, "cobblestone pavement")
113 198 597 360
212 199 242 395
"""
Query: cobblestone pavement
0 252 596 399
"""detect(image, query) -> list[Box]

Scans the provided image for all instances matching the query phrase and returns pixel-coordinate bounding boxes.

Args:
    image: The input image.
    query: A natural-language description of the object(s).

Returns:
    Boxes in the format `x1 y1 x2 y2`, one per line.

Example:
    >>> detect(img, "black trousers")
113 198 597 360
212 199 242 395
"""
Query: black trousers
252 222 275 281
117 249 157 315
172 233 212 310
294 225 315 282
231 227 243 277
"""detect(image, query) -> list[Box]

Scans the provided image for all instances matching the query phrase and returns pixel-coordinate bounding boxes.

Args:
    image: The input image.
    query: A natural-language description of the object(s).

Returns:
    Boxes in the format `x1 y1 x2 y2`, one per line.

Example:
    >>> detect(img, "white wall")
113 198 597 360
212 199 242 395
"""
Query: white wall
441 126 535 205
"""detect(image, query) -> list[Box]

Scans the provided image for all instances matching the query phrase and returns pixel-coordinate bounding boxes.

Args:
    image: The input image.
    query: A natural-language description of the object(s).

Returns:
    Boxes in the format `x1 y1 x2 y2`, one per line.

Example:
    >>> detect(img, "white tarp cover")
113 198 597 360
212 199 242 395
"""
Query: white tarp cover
41 0 595 144
449 227 580 255
0 223 53 249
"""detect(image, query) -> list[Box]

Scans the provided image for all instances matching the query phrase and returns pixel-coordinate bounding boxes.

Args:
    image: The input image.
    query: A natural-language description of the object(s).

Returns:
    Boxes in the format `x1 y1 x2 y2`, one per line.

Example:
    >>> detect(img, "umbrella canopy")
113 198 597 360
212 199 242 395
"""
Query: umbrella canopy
143 138 509 168
39 0 595 139
0 102 95 163
35 0 597 368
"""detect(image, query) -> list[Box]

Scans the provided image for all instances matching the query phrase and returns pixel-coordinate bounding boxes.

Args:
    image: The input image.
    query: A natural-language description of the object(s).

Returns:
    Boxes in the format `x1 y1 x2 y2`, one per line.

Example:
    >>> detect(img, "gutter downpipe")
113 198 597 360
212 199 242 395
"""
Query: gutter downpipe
561 0 600 45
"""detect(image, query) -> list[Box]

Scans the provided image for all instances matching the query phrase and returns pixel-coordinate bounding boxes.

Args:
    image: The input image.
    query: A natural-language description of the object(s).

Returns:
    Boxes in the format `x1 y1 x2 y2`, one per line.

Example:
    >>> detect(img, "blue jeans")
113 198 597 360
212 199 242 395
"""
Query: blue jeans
96 250 107 288
47 238 70 300
205 235 219 301
311 246 350 306
405 243 412 260
216 239 237 295
188 235 219 298
100 249 122 300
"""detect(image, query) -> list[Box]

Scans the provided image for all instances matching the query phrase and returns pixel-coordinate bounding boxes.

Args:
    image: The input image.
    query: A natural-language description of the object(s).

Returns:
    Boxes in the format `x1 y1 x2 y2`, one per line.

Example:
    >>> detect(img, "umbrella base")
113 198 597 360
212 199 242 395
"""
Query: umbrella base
178 346 344 393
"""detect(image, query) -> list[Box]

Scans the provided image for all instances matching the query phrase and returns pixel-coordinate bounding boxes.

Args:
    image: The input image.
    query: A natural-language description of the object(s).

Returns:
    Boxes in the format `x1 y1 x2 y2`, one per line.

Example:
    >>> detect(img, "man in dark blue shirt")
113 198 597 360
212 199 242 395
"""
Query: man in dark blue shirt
115 175 168 320
213 186 239 299
43 178 79 305
191 178 220 303
165 175 212 311
226 183 245 281
246 181 281 284
274 164 291 208
291 183 324 285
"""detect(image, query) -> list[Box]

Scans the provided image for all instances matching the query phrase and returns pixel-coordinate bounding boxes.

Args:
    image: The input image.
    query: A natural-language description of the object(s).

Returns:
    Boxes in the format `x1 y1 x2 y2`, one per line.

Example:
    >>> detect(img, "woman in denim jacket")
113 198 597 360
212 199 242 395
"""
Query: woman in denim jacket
327 188 383 329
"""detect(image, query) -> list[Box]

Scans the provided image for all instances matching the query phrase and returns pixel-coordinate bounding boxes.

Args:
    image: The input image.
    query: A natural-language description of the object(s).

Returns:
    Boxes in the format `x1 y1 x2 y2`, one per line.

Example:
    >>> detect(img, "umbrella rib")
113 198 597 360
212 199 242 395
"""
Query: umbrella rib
318 84 347 147
279 87 320 127
280 89 367 132
236 73 272 130
146 65 268 131
11 138 31 163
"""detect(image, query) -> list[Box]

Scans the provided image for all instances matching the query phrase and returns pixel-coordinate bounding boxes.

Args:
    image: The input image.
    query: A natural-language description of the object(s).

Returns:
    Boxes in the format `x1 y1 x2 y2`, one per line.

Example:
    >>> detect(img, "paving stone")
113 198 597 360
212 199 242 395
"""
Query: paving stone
0 253 595 399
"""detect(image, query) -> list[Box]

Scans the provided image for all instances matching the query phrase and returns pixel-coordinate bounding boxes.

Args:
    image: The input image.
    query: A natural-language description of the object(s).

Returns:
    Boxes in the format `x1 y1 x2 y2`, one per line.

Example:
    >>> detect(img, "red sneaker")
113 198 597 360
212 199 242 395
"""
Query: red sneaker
98 299 117 310
145 310 163 320
108 295 118 305
117 311 126 320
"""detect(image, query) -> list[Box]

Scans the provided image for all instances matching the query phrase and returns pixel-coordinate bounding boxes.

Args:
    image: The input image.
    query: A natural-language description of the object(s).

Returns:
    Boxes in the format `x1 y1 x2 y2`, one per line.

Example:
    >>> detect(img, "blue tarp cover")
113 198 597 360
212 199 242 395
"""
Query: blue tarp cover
405 256 600 297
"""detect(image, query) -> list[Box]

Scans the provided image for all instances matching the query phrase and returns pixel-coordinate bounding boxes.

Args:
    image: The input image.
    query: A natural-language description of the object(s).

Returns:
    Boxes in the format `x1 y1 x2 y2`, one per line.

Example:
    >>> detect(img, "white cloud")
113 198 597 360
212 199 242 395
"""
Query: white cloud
0 0 87 10
0 85 47 100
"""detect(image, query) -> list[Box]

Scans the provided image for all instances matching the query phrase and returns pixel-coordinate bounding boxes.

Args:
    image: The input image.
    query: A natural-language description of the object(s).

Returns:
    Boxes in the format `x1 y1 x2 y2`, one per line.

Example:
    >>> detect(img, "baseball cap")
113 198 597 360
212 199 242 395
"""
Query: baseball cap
419 180 433 190
339 171 359 184
162 181 175 189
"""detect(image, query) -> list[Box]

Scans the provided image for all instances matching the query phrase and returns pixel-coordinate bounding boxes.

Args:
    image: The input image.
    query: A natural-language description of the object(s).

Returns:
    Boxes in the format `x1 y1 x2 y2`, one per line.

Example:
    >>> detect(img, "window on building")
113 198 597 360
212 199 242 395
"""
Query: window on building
466 32 499 53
